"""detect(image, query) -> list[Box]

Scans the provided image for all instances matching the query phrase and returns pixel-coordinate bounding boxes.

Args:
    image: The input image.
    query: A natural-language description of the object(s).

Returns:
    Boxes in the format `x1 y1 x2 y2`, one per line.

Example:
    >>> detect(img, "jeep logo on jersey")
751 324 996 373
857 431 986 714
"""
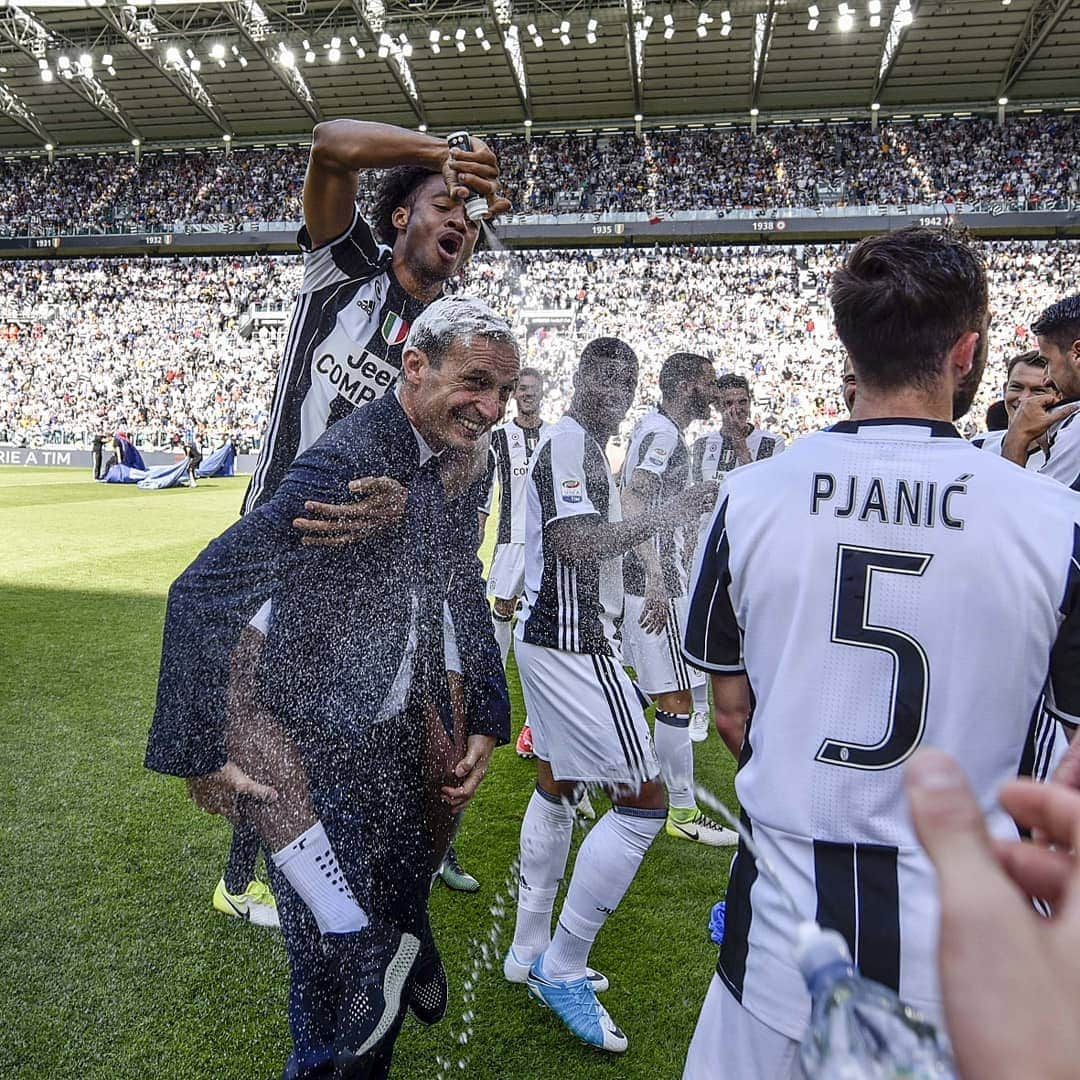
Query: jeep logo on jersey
561 478 582 503
381 312 409 346
314 349 397 406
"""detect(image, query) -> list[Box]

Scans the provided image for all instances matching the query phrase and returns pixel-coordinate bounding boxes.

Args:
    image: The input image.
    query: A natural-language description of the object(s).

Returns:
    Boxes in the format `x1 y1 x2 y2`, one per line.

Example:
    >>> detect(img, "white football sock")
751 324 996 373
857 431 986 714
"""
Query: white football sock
545 806 665 981
511 786 575 961
654 709 697 811
271 821 368 935
492 612 513 668
691 682 709 716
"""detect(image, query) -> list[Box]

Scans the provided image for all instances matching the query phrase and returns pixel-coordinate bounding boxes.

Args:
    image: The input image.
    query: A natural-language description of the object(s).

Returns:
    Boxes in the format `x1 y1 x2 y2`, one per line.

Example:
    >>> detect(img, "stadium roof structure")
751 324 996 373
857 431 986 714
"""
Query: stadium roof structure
0 0 1076 152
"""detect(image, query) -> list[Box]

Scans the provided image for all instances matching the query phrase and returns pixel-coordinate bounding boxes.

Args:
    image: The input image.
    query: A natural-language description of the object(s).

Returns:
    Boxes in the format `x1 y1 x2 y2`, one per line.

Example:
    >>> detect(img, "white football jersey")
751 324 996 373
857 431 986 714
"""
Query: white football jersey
690 425 785 483
684 417 1080 1041
1037 409 1080 490
482 418 550 545
970 427 1046 471
518 415 624 655
620 407 691 598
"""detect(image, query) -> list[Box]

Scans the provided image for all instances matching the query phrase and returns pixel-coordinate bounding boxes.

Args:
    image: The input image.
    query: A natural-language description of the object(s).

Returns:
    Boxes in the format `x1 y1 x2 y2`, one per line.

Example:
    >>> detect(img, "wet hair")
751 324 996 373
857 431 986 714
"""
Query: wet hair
1032 295 1080 354
659 352 712 399
371 166 439 247
716 372 751 395
985 399 1009 431
404 294 518 367
1005 349 1046 380
579 337 638 375
830 226 988 393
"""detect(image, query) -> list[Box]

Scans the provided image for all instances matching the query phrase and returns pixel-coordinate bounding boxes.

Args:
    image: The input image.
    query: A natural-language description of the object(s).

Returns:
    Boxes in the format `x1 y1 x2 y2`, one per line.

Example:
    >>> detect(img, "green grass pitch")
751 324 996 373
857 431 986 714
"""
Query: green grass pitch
0 466 737 1079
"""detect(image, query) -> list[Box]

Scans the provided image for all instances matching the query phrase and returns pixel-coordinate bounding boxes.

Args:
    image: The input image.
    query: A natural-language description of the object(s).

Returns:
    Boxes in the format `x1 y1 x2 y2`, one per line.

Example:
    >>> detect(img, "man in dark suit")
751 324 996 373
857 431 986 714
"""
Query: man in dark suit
145 295 517 1078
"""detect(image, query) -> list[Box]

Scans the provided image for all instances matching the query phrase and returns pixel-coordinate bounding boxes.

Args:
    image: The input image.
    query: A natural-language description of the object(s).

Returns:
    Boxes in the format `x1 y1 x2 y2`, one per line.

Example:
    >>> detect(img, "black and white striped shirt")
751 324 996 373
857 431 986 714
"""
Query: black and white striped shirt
690 426 785 484
242 207 428 513
482 418 550 546
518 416 623 655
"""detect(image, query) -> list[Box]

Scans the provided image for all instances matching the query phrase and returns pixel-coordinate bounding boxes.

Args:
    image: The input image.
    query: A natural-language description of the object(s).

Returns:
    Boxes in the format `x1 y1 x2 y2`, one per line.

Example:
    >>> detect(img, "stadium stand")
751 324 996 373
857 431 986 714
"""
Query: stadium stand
1 238 1073 451
0 114 1076 236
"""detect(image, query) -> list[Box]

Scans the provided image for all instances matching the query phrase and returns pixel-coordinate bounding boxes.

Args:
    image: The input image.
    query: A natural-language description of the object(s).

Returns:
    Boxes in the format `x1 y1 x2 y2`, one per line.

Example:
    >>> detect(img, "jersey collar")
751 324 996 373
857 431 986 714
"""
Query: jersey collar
826 417 963 439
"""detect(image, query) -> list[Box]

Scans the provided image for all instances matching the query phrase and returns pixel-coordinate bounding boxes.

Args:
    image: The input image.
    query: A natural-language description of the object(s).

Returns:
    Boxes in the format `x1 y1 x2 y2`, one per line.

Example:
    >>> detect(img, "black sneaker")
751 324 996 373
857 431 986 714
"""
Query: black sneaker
408 918 447 1025
324 922 420 1071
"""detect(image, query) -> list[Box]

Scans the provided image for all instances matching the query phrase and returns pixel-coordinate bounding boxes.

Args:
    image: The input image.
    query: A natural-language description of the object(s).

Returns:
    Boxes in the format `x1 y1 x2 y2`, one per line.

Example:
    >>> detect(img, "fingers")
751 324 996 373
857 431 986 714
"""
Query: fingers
347 476 404 496
484 196 513 220
994 838 1074 906
1049 736 1080 793
905 749 1025 917
1000 778 1080 851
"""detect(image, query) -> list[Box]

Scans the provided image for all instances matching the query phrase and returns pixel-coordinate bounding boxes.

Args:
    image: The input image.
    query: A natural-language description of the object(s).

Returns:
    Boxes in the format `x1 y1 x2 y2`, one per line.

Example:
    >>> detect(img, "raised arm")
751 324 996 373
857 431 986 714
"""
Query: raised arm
304 120 505 247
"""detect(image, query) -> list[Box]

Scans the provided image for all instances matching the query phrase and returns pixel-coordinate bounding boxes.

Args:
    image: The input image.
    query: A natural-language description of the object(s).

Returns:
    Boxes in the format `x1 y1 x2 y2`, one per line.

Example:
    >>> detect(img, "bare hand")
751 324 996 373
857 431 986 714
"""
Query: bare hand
443 136 506 211
293 476 407 546
905 748 1080 1080
441 734 496 813
639 581 669 635
186 761 278 820
1008 396 1080 445
672 481 719 520
720 400 747 441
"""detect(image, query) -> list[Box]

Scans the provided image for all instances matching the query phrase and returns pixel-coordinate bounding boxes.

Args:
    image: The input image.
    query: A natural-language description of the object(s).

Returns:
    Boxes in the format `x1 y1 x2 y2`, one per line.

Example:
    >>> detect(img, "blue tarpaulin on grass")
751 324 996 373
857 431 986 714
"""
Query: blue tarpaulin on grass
196 443 235 478
137 459 193 490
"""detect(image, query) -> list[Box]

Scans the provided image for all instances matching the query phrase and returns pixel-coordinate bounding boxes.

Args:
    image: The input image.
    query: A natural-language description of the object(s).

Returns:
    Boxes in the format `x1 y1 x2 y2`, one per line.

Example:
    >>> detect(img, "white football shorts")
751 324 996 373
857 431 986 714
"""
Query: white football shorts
486 542 526 600
622 593 706 696
515 639 660 787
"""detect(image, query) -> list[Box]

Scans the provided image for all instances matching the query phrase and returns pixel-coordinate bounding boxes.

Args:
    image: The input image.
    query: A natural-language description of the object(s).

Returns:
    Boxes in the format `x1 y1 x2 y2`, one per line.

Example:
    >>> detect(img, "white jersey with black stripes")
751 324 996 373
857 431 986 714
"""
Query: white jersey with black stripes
684 417 1080 1044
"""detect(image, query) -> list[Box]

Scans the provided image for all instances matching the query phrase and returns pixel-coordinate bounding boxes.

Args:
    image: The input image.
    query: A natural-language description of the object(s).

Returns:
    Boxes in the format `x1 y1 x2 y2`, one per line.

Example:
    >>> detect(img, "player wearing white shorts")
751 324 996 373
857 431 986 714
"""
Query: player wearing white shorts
621 353 735 847
478 368 550 760
681 228 1080 1079
503 337 716 1054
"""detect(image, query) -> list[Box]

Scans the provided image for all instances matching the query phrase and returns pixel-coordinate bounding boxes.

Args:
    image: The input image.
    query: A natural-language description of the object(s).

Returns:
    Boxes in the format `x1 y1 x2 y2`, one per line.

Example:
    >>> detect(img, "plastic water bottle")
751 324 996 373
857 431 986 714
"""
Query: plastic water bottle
795 922 957 1079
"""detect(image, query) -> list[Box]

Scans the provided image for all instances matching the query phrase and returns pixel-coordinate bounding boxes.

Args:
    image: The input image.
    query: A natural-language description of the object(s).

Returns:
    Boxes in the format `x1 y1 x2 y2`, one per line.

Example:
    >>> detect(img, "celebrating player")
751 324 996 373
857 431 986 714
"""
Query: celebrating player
213 119 509 924
620 352 735 843
682 227 1080 1078
503 337 717 1054
478 367 550 761
971 349 1055 466
691 373 786 481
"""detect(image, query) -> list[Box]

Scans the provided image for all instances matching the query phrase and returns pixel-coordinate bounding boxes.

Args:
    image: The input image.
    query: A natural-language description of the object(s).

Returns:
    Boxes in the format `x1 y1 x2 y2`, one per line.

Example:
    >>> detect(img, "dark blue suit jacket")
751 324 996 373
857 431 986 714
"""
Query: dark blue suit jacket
145 391 509 778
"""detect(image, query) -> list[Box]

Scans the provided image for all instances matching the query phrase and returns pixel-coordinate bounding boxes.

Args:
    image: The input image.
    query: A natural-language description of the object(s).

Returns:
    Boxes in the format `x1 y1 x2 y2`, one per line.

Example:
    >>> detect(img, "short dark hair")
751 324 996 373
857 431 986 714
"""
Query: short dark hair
658 352 711 398
1005 349 1046 380
985 399 1009 431
716 372 750 395
518 366 544 384
371 166 439 247
1032 295 1080 353
579 336 638 374
830 226 988 393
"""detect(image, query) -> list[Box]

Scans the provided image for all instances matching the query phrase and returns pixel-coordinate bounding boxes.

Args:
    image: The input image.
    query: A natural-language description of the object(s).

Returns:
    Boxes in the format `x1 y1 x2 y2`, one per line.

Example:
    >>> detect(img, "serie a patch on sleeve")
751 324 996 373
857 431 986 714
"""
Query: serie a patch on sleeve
561 478 583 503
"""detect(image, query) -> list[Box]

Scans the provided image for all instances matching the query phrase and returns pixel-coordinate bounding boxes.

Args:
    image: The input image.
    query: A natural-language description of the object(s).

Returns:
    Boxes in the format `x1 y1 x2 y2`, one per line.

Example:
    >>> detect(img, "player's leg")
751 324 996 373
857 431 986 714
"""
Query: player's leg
683 974 806 1080
212 821 278 928
519 647 660 1052
492 595 515 668
689 679 710 743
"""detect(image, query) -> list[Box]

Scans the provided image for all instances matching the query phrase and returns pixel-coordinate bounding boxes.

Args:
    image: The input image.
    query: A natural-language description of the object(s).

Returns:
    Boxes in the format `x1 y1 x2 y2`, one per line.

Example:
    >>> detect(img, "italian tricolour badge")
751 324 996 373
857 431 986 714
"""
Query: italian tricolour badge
382 311 410 345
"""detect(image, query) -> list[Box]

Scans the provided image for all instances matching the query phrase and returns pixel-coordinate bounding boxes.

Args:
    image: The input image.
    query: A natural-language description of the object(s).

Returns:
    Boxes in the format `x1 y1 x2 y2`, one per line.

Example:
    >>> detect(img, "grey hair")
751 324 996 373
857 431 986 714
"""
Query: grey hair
404 294 519 366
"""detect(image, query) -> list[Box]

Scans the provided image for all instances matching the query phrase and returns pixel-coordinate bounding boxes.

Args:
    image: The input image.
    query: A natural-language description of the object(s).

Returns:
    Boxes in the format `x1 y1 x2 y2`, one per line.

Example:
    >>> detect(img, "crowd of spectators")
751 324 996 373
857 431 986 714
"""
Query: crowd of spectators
1 239 1073 451
0 113 1076 235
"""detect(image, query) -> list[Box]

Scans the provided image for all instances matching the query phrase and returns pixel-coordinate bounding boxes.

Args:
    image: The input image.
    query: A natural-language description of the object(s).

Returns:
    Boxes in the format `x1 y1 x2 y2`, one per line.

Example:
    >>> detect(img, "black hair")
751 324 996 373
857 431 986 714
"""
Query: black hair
830 226 988 393
579 337 638 374
985 399 1009 431
1031 295 1080 354
716 372 751 395
518 366 544 384
658 352 712 398
1005 349 1046 380
371 165 440 247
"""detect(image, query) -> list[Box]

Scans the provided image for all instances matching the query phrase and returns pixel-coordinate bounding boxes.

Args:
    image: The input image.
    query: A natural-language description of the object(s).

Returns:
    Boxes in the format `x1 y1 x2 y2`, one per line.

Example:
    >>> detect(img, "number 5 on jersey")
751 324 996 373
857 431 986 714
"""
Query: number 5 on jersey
817 544 933 771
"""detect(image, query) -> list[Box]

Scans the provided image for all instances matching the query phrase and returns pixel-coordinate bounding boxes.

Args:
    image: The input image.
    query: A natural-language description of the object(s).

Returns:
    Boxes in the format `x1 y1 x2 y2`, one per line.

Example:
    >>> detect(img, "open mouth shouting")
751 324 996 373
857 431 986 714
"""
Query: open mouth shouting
436 231 464 263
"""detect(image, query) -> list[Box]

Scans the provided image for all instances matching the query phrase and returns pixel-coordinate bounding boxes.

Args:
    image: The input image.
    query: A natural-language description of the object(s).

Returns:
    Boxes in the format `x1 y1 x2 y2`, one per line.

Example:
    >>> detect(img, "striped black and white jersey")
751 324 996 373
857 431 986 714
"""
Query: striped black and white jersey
1035 407 1080 490
518 415 623 655
242 207 429 513
620 408 690 598
690 425 785 483
970 427 1046 471
684 417 1080 1041
481 418 550 545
